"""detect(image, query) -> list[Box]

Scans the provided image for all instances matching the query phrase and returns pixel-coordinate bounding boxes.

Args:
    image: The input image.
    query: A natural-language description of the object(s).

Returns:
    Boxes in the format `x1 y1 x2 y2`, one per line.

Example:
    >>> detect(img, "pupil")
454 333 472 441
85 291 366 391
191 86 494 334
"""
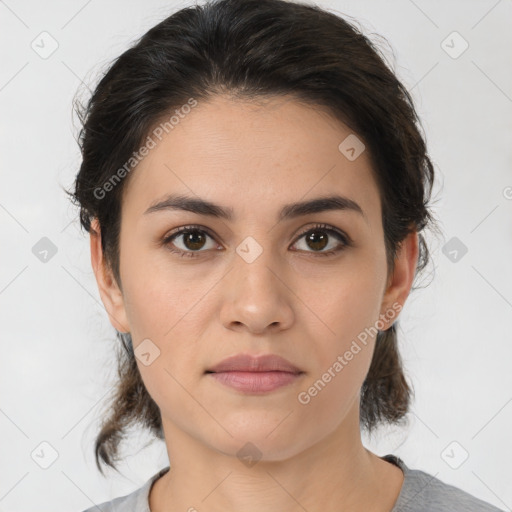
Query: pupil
184 231 205 250
307 231 328 251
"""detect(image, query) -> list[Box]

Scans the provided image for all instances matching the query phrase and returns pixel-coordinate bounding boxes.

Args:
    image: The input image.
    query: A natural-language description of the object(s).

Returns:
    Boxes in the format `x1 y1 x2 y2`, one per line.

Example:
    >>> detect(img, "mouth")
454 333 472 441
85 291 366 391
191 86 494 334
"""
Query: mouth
205 353 304 394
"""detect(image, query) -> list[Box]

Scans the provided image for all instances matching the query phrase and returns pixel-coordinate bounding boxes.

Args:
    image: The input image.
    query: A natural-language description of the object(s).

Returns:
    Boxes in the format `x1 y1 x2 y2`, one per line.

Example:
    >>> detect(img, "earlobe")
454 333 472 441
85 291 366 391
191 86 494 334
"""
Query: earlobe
89 218 130 333
379 230 419 330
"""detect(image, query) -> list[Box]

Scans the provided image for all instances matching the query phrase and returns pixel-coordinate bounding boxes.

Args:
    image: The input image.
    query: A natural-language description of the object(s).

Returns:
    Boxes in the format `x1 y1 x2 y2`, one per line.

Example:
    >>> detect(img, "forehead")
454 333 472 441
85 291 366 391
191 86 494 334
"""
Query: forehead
122 95 381 224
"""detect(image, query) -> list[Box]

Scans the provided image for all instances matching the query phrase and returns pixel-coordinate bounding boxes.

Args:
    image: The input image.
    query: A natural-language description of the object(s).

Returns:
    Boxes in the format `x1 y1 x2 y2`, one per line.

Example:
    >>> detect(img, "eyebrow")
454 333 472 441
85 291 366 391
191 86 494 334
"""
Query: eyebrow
144 193 367 223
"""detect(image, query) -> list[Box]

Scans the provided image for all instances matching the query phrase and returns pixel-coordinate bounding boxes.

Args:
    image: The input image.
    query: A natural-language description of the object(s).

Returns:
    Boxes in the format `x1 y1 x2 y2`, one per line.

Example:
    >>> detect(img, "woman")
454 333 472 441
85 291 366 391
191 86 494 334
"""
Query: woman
70 0 503 510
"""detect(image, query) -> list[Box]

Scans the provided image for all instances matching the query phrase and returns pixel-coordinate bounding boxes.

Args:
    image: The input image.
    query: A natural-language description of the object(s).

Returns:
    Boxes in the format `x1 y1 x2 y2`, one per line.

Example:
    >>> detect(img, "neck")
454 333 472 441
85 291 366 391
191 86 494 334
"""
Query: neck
150 401 403 512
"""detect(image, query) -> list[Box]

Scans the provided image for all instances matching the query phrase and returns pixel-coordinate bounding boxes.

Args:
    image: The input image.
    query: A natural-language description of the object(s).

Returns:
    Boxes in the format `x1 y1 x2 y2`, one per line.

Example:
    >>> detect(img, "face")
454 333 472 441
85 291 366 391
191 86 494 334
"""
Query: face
92 95 417 462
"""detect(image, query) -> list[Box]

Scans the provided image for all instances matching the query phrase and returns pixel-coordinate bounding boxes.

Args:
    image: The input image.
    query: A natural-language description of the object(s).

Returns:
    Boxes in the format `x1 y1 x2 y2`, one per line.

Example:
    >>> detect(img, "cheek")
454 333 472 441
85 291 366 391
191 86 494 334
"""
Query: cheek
299 280 379 399
293 271 382 432
119 241 217 338
118 255 218 397
291 252 386 411
296 253 387 344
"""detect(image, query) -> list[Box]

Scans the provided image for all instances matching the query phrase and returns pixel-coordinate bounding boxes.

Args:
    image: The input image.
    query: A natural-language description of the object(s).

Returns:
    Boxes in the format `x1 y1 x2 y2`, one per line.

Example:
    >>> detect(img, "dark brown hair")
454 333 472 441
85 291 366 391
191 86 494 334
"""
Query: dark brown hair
68 0 438 474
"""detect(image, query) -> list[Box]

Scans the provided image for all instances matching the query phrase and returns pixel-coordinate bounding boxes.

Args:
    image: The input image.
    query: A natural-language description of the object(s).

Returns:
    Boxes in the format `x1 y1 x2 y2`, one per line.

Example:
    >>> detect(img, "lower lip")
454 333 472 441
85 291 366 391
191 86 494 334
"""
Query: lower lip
207 371 303 393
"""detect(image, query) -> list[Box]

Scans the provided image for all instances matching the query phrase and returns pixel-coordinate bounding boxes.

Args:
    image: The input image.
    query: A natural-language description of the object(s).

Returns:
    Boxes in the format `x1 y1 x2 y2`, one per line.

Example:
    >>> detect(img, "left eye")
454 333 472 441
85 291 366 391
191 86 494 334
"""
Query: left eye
162 223 351 258
291 224 350 256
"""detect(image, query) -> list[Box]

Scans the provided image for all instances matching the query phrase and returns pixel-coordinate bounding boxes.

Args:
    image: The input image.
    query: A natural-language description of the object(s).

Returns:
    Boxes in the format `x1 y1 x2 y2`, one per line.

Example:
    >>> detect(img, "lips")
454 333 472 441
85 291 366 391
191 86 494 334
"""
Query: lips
205 353 304 394
205 353 303 374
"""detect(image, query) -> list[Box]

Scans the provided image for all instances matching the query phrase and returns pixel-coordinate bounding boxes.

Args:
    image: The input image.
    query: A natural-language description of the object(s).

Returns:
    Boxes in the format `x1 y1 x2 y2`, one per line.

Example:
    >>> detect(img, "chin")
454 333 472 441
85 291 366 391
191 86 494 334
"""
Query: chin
205 420 312 464
214 438 306 465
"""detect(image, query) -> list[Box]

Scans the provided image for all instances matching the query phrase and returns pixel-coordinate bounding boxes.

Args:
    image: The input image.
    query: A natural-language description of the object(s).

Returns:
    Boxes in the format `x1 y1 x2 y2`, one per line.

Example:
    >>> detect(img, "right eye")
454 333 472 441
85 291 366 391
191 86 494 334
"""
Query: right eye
162 225 220 258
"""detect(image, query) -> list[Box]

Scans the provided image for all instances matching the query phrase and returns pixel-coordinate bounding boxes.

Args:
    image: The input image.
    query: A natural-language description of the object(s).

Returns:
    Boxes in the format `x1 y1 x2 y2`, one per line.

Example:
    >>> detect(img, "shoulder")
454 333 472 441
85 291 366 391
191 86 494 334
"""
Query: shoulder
384 455 505 512
79 467 170 512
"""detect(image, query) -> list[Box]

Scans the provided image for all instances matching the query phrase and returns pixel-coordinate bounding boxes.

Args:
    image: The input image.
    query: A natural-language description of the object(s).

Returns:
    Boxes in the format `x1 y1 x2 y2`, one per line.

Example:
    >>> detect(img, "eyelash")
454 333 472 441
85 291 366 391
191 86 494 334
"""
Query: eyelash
161 223 352 259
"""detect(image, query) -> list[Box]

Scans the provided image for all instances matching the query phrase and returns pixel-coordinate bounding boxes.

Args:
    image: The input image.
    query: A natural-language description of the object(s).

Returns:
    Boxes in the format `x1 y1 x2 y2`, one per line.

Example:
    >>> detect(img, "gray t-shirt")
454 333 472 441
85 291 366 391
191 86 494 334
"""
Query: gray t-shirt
80 454 505 511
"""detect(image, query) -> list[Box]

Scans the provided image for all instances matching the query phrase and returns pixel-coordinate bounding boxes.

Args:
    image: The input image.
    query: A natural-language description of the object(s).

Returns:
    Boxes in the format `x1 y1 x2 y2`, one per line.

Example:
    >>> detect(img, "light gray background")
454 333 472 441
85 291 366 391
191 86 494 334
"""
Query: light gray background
1 0 511 511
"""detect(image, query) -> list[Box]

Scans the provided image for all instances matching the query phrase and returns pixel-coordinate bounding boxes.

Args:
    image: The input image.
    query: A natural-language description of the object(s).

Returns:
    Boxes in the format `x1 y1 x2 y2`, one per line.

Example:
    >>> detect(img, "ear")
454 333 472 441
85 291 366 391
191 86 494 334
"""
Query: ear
90 218 130 333
379 230 419 329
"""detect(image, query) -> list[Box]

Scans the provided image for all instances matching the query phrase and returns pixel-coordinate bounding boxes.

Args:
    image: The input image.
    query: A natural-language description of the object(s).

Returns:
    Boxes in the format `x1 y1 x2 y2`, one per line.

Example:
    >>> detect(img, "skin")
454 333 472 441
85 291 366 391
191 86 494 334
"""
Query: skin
90 95 418 512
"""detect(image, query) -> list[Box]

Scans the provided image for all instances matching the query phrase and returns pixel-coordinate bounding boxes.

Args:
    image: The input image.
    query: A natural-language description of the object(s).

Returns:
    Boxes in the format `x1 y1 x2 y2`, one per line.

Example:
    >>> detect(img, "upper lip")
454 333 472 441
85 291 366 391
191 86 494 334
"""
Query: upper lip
206 354 303 374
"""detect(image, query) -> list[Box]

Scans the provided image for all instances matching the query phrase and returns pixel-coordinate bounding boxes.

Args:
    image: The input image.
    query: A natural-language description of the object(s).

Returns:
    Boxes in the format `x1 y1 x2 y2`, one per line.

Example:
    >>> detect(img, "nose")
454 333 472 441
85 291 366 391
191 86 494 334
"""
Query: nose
219 241 295 335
